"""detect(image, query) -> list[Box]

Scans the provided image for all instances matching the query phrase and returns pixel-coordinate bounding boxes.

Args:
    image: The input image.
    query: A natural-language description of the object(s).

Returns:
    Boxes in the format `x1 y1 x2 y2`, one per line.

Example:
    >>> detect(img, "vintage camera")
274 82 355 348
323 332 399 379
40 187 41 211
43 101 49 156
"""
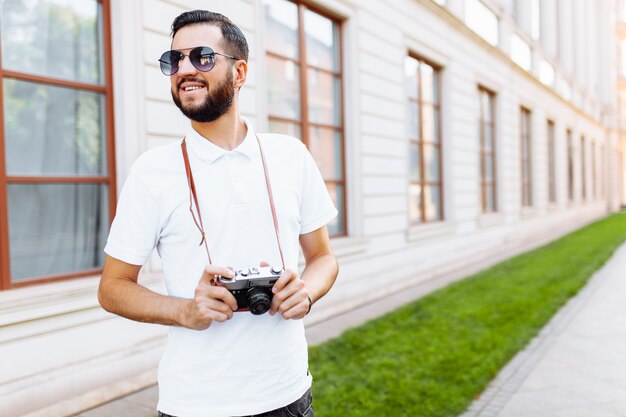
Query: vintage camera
218 266 283 315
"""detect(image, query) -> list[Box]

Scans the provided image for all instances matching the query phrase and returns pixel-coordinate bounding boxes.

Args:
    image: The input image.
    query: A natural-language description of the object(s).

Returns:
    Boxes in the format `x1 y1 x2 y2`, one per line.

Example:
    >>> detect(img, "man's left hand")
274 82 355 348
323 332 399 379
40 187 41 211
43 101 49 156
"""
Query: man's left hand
265 264 311 319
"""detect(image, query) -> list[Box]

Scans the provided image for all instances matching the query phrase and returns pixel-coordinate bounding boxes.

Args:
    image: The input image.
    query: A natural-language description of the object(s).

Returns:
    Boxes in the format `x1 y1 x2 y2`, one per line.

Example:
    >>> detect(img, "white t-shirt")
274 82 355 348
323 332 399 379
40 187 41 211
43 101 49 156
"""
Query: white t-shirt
104 120 337 417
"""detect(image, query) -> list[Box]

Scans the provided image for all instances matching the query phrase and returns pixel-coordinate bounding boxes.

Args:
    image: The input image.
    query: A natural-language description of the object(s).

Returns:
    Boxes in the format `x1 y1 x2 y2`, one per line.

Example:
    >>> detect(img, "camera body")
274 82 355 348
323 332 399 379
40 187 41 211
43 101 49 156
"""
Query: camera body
218 266 283 315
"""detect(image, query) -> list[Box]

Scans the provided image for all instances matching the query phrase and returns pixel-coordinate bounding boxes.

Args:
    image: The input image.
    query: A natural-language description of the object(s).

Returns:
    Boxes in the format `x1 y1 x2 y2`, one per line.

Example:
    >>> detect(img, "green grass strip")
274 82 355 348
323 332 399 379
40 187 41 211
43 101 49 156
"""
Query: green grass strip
309 213 626 417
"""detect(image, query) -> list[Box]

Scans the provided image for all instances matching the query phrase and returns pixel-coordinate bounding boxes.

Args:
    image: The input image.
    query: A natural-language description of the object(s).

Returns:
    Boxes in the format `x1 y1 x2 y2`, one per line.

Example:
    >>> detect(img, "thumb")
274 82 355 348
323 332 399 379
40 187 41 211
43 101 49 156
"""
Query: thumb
260 261 270 267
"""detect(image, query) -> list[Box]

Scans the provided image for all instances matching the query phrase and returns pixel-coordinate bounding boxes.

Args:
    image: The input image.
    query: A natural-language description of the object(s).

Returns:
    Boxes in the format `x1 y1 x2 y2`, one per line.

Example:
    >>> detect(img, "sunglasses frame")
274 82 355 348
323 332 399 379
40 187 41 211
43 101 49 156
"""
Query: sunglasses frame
158 46 240 76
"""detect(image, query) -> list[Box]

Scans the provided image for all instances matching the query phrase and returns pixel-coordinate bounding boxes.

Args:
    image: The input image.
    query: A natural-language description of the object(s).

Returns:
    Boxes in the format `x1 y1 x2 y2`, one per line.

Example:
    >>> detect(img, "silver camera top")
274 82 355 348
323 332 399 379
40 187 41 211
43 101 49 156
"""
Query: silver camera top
218 265 283 290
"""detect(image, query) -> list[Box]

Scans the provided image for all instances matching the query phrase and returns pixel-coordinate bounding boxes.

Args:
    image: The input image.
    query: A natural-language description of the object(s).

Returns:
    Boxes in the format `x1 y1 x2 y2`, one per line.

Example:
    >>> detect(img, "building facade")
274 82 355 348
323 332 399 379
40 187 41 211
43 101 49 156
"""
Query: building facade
0 0 623 415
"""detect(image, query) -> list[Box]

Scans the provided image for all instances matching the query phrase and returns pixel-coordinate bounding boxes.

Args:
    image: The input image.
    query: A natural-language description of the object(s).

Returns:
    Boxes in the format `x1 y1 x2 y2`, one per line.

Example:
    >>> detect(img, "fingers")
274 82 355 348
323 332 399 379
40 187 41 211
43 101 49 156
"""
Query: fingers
199 265 234 286
281 298 310 320
199 298 235 321
271 268 296 295
270 273 307 317
195 284 238 311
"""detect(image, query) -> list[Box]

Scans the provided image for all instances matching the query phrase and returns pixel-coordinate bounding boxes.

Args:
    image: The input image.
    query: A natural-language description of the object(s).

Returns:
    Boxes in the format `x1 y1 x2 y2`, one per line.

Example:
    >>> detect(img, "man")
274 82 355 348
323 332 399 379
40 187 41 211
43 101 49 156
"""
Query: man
98 10 338 417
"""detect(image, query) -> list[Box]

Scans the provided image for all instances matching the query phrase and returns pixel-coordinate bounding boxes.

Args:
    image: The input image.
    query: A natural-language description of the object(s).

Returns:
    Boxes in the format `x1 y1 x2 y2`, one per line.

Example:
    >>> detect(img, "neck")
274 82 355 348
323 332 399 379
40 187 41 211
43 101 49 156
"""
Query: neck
191 110 247 151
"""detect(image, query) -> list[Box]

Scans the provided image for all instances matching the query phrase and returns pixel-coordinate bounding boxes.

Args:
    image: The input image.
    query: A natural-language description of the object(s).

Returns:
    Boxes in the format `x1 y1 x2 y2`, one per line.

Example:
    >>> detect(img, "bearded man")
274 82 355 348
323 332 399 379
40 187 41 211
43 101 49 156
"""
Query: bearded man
98 10 338 417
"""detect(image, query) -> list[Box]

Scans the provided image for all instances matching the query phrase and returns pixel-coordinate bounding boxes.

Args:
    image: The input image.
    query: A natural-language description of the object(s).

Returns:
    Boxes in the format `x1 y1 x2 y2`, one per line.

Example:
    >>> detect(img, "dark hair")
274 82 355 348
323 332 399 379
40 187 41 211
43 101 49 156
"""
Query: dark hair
171 10 249 62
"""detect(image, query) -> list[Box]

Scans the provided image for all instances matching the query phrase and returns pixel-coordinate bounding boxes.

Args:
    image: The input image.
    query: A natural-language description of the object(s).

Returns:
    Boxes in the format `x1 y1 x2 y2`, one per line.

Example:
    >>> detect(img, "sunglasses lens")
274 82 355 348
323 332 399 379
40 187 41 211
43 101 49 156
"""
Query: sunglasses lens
159 51 181 75
190 47 216 72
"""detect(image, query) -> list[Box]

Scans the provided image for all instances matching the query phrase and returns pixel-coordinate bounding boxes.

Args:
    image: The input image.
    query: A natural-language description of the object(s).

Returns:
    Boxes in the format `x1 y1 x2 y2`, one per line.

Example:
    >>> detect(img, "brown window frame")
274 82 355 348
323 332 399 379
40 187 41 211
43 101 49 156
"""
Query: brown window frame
478 86 497 213
0 0 117 290
567 129 574 201
407 54 444 224
264 0 347 237
520 107 533 207
547 120 556 204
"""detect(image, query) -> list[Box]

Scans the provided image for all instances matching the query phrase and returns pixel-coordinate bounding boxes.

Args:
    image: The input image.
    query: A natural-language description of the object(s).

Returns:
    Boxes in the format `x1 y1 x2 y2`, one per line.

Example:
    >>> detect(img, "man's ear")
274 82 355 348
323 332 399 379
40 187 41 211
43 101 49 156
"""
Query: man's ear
233 60 248 90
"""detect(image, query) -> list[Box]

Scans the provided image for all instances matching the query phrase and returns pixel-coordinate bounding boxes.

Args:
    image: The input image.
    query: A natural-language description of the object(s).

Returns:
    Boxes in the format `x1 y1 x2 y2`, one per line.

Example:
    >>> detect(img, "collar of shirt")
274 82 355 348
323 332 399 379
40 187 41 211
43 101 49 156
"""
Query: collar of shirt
185 118 259 164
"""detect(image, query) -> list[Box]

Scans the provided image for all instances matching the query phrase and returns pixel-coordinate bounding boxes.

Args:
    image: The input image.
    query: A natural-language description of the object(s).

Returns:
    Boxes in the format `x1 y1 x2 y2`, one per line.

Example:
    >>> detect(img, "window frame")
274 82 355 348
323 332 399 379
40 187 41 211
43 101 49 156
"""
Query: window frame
520 107 533 207
478 86 497 213
407 53 444 224
0 0 117 290
264 0 347 237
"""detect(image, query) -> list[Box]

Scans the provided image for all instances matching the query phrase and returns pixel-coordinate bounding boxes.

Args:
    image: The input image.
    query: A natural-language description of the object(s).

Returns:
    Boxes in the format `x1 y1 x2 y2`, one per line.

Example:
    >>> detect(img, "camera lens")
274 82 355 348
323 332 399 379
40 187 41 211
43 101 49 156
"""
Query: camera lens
246 288 272 315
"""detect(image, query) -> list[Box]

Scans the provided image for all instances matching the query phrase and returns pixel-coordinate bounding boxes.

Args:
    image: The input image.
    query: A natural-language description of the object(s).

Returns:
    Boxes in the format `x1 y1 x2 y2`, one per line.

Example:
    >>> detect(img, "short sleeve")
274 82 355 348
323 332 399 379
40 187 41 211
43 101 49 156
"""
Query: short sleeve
299 145 338 235
104 168 161 265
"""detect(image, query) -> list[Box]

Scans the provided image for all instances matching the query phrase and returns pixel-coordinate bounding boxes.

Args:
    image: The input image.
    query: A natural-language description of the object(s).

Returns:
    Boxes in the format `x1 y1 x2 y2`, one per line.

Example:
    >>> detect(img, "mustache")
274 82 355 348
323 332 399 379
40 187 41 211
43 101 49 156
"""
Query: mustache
177 78 208 89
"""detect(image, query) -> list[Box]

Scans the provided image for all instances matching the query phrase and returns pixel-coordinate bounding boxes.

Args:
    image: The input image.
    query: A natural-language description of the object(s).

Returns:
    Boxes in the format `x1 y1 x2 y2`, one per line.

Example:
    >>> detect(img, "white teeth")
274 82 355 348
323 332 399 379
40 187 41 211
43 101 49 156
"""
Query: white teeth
183 86 203 91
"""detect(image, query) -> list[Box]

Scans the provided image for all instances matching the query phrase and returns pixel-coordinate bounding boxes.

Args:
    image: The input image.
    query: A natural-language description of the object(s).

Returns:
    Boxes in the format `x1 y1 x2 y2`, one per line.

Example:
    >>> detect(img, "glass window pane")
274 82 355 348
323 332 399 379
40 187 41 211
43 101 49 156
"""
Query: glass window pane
308 127 343 180
422 104 440 142
408 100 419 139
480 91 491 122
424 144 440 181
326 183 345 236
304 9 339 72
420 63 438 103
1 0 102 84
484 124 493 151
409 142 421 181
267 56 301 120
405 57 419 99
307 69 341 126
4 79 107 176
424 185 442 221
8 183 109 282
408 184 422 223
484 153 494 181
263 0 299 60
268 119 301 139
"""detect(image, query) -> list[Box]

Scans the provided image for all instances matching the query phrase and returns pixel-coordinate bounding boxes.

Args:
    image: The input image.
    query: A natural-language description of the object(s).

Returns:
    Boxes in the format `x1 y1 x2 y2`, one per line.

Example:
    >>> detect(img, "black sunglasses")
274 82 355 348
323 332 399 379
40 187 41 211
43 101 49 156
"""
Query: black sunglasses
158 46 239 76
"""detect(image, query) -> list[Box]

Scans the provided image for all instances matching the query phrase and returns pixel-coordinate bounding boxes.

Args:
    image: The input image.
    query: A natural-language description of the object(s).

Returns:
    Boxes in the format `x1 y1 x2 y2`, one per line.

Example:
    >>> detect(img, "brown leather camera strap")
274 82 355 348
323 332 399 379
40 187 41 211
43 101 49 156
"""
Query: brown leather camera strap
180 134 286 269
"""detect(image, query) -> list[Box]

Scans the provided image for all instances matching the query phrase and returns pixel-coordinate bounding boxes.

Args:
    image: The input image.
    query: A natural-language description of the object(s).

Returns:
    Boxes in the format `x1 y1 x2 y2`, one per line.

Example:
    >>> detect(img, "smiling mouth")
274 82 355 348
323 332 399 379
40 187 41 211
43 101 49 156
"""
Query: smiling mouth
181 86 205 92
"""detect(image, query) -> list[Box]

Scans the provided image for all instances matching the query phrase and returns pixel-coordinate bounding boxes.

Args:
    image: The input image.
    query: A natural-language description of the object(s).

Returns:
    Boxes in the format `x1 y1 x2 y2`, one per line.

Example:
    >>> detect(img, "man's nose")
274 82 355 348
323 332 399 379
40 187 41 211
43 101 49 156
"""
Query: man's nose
178 55 197 76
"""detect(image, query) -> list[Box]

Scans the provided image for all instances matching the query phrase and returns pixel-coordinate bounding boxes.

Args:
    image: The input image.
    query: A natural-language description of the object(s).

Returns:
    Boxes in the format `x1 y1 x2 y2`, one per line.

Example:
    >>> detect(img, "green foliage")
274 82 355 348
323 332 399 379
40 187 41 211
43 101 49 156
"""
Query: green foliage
309 214 626 417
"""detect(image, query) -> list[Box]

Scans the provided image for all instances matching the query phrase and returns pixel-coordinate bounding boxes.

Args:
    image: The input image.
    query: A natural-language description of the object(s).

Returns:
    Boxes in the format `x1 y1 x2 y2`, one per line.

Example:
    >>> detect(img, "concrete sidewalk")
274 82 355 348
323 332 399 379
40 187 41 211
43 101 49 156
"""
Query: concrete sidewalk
76 242 626 417
461 242 626 417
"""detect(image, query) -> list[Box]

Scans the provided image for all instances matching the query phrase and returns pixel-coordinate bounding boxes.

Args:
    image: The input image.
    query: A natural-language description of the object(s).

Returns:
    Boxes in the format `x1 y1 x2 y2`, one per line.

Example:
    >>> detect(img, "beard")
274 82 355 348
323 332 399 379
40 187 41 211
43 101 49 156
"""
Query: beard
171 72 234 123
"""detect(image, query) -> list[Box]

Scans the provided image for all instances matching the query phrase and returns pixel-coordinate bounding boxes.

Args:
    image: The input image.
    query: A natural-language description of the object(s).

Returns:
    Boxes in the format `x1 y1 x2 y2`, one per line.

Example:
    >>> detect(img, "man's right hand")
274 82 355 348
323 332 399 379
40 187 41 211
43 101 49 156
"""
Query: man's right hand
183 265 238 330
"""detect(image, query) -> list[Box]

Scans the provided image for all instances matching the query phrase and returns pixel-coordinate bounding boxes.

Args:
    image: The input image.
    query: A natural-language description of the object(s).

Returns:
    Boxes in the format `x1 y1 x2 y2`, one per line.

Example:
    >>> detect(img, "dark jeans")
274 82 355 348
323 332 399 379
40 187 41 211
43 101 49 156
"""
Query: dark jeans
157 387 313 417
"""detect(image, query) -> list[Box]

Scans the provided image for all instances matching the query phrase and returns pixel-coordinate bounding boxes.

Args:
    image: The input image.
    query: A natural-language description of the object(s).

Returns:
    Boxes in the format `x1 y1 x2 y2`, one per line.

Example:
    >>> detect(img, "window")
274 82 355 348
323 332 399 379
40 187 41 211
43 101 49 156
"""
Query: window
581 136 587 200
465 0 499 46
520 108 532 207
263 0 345 236
479 87 497 213
547 120 556 203
567 129 574 201
0 0 115 289
406 55 443 223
